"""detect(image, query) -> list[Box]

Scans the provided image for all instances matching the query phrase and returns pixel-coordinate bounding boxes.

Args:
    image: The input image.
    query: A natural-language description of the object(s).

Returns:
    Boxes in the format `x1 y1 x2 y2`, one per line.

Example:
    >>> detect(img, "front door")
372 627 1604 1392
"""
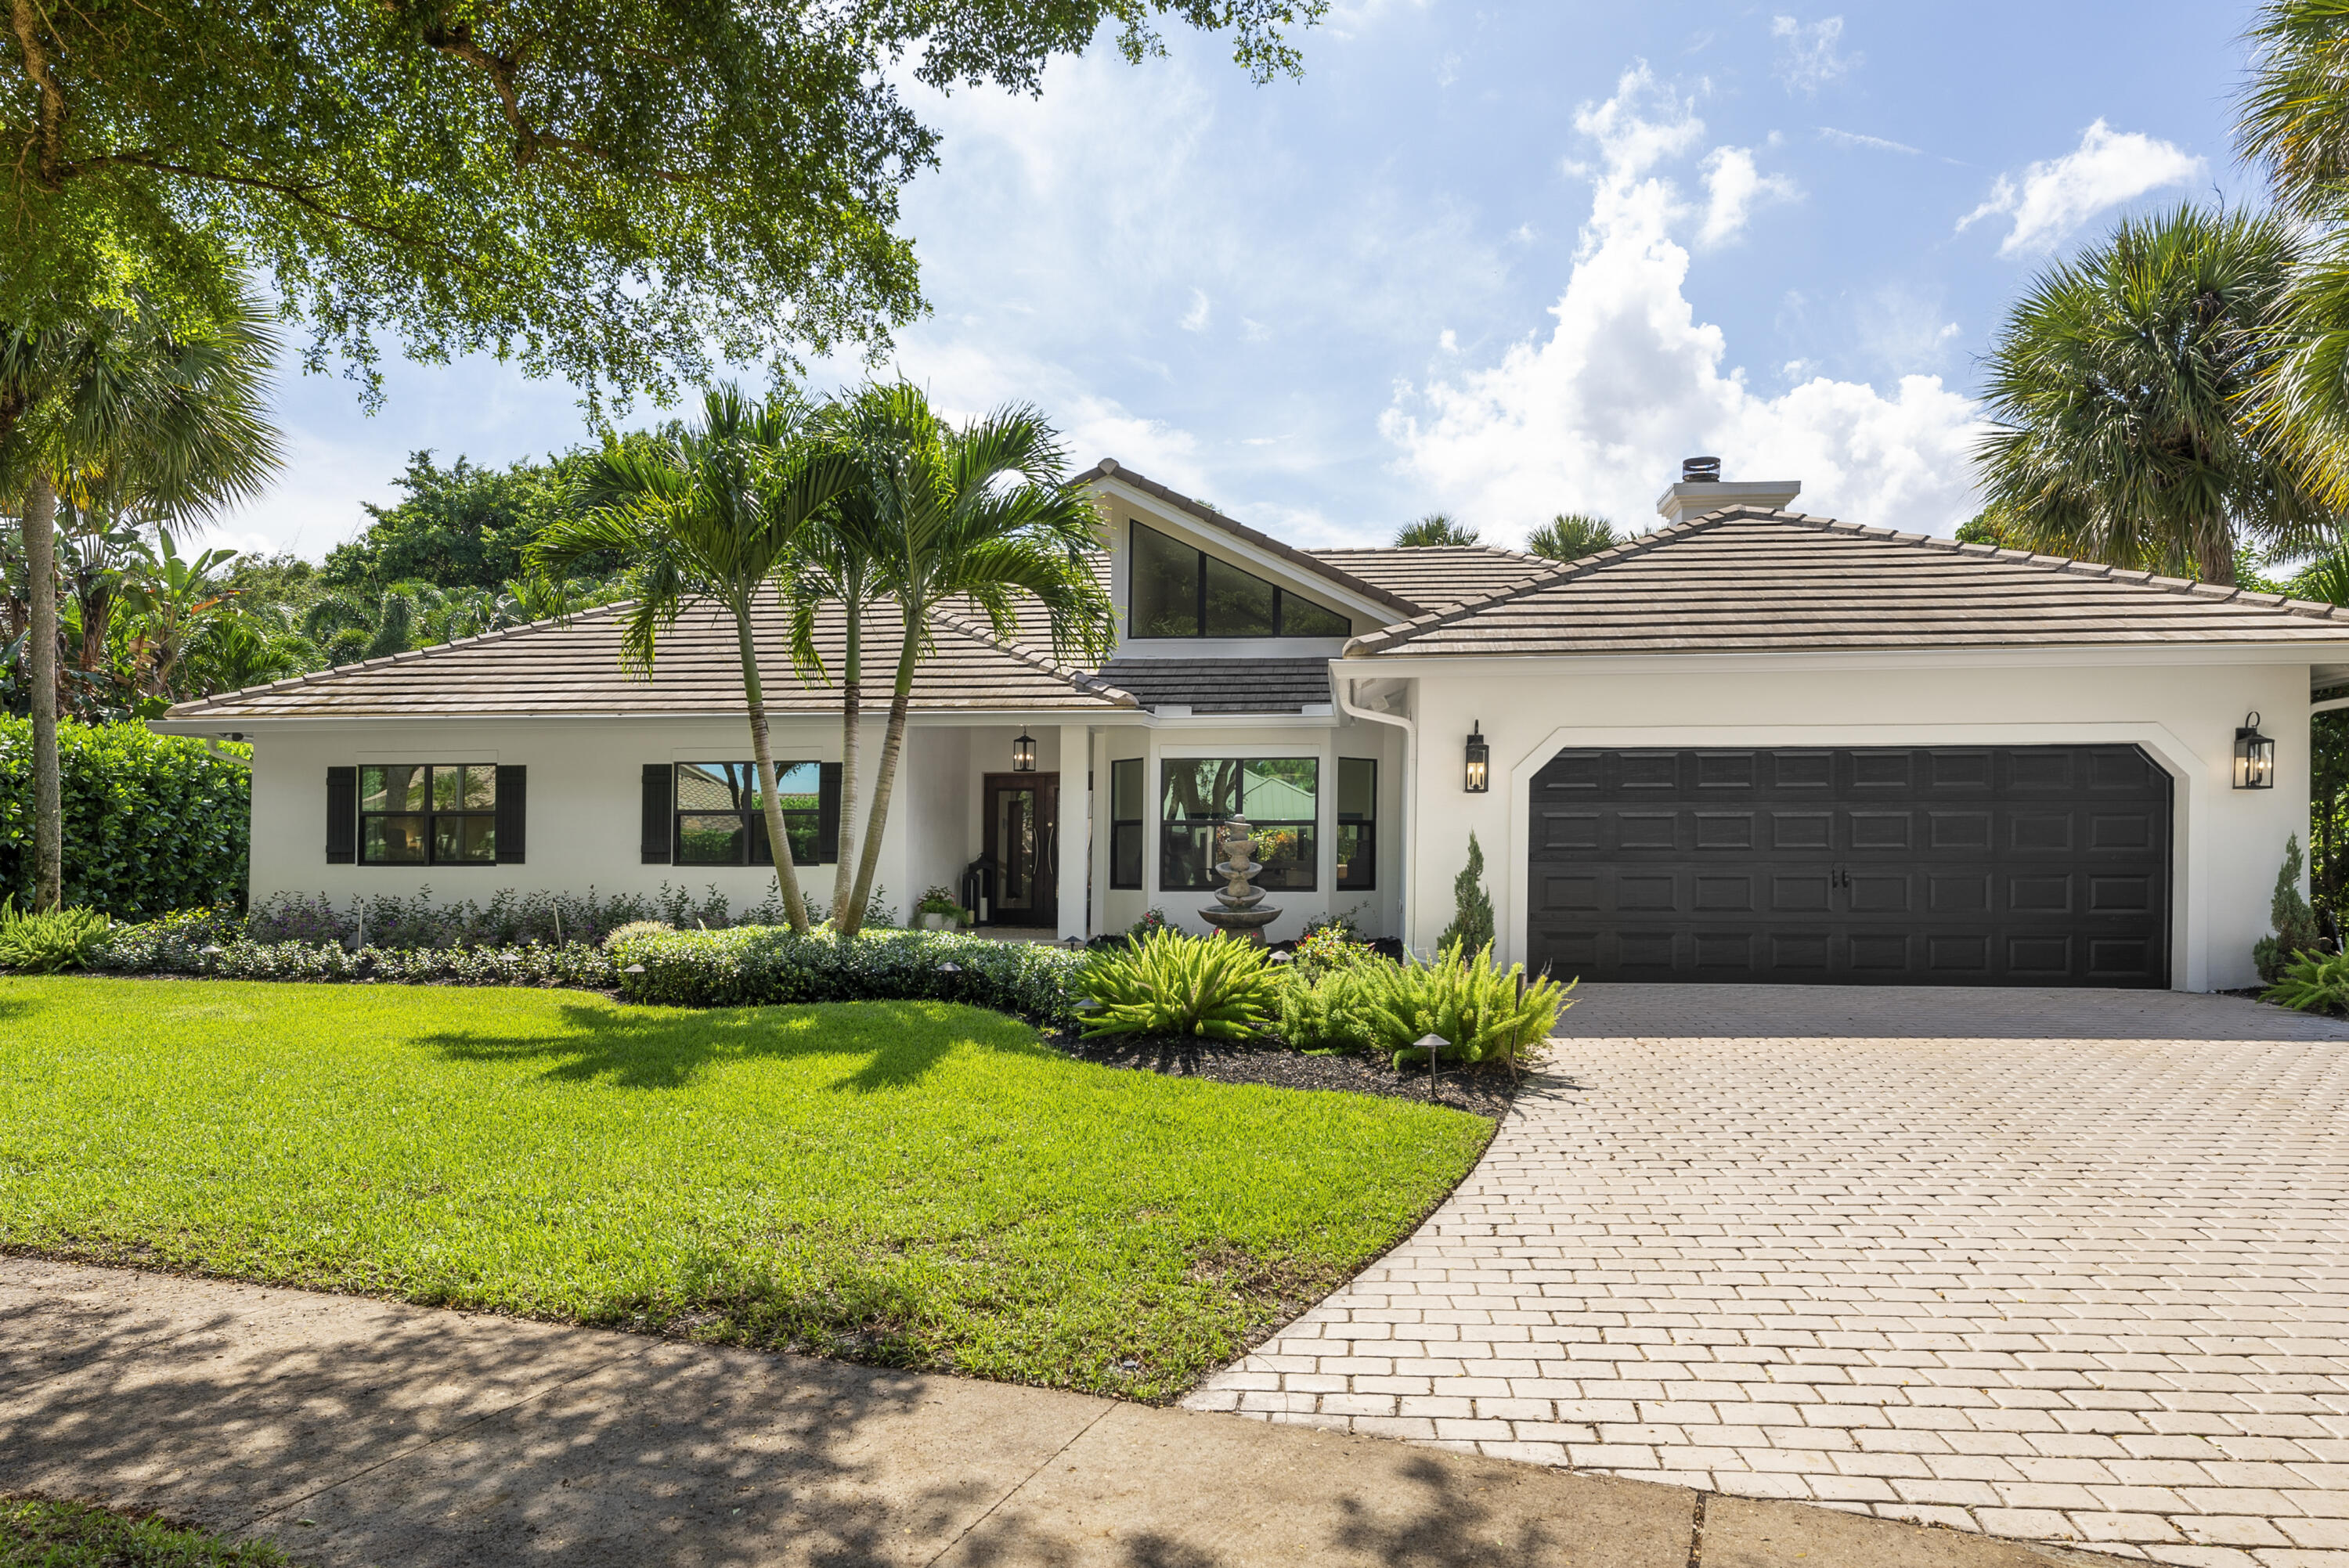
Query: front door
983 773 1058 928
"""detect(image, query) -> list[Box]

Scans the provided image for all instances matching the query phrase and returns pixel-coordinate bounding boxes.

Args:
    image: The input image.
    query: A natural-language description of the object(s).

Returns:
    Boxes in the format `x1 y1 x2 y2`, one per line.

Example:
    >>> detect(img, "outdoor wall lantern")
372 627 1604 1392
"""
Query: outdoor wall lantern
1464 722 1490 793
2235 712 2275 790
1012 730 1037 773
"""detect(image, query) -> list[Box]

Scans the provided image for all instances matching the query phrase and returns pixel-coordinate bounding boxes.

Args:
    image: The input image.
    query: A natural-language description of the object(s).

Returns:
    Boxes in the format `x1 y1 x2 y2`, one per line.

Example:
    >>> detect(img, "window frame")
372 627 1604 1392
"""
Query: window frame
1336 756 1377 892
673 760 830 867
357 763 499 867
1157 755 1320 893
1126 521 1351 640
1109 757 1145 890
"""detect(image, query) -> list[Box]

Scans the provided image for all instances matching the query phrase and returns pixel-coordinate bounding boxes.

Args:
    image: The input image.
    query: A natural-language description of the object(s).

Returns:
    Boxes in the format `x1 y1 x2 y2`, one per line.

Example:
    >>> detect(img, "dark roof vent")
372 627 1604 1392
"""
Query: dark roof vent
1681 456 1721 483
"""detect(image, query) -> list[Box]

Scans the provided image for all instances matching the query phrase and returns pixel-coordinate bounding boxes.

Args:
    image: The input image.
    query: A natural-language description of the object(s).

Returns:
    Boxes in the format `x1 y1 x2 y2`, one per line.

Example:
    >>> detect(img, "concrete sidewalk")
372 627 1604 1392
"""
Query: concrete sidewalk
0 1257 2123 1567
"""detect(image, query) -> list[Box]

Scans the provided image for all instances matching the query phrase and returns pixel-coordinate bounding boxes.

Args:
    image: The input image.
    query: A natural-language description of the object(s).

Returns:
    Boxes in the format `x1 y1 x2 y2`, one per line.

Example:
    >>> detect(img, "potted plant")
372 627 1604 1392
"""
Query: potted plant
916 886 962 931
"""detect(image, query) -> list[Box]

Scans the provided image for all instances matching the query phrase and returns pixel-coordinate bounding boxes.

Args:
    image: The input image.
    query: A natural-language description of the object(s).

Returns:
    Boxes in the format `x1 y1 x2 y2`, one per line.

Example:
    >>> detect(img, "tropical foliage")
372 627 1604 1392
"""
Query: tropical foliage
1527 512 1620 561
2263 946 2349 1014
1394 513 1480 547
1075 928 1284 1039
1279 939 1569 1069
0 896 112 971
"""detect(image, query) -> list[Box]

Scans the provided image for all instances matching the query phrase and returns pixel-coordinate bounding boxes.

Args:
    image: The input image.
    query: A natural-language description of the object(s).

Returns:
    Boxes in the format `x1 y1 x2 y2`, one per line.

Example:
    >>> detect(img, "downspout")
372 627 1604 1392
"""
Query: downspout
1333 664 1417 953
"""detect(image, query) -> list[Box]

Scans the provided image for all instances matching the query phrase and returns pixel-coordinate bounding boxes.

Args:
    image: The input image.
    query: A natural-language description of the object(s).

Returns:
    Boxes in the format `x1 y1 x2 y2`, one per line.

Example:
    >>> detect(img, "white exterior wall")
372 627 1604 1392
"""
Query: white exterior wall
1378 650 2323 992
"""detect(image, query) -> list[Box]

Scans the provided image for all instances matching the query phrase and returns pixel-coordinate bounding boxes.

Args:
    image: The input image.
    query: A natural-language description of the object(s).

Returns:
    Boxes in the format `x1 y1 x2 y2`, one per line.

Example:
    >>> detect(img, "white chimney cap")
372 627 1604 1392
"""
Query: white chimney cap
1655 472 1799 528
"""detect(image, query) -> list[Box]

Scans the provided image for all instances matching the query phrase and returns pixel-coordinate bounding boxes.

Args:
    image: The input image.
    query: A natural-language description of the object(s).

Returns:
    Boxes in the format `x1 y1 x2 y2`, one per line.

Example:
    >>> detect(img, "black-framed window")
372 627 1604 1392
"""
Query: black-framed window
1160 757 1318 892
1128 521 1351 639
1337 757 1376 891
675 761 828 866
360 763 497 865
1110 758 1144 889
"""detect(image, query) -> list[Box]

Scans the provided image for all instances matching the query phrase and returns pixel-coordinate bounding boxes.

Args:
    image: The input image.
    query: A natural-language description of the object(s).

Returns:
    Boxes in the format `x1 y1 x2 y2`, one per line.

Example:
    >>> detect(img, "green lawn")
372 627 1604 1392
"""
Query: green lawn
0 978 1491 1398
0 1496 288 1566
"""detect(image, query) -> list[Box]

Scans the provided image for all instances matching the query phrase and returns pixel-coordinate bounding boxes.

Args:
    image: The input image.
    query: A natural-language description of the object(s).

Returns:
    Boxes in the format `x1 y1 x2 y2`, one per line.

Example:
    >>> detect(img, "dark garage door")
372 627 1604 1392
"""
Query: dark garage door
1526 746 2172 986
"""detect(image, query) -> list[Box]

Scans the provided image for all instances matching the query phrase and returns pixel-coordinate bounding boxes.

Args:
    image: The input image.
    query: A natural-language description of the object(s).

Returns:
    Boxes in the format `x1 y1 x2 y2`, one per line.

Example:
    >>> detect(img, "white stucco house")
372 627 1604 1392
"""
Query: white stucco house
157 460 2349 991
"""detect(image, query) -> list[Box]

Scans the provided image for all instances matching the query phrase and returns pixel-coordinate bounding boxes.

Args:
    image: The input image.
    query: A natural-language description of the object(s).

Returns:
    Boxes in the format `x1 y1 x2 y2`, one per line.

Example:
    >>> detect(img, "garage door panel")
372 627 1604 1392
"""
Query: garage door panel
1527 745 2170 987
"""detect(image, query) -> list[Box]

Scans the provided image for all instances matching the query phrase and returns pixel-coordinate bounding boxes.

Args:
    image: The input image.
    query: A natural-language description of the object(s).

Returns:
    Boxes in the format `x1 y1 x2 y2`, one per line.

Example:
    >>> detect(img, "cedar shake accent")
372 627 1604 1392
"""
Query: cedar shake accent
1346 508 2349 658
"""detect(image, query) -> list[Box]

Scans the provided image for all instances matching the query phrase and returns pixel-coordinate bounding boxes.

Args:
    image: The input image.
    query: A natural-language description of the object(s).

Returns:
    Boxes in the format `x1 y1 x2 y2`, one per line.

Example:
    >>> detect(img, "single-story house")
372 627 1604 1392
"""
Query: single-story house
157 460 2349 991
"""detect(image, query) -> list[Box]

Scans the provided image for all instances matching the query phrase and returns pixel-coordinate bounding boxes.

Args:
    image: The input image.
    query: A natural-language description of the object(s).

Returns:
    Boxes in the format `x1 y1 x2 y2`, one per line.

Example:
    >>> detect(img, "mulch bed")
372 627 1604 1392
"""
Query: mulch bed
1048 1032 1517 1117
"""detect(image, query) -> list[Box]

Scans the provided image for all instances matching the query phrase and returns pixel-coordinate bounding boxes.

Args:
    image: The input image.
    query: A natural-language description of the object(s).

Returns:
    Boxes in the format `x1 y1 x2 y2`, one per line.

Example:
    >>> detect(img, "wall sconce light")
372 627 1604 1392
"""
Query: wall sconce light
2235 712 2275 790
1464 722 1490 793
1012 730 1037 773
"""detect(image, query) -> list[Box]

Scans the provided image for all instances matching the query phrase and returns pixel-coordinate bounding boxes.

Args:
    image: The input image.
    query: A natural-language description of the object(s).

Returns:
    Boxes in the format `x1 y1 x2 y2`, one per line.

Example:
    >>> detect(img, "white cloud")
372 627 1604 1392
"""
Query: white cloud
1381 65 1983 546
1698 146 1798 247
1181 288 1212 332
1817 125 1919 156
1772 16 1856 94
1958 119 2206 256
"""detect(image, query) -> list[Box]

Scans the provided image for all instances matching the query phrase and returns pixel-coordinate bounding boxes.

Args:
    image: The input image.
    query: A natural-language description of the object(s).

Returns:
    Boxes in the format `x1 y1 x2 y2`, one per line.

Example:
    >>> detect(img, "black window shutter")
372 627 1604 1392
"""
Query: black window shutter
496 766 527 863
326 767 357 863
641 763 673 863
817 762 843 864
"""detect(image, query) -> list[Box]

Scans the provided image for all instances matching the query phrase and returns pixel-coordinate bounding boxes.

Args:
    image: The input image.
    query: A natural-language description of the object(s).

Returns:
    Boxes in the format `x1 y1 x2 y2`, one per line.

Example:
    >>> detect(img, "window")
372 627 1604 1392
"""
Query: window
675 761 827 866
1128 522 1351 640
1160 757 1318 892
1337 758 1376 891
1110 759 1144 889
359 764 497 865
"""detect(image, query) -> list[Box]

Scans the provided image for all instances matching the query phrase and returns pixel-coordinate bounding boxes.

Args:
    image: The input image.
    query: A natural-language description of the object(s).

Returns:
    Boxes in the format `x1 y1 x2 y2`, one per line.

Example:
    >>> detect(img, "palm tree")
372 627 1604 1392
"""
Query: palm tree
1975 204 2334 586
0 290 279 909
828 384 1116 935
2239 2 2349 499
117 531 243 701
783 469 890 920
1526 513 1619 561
1394 512 1479 548
532 385 851 933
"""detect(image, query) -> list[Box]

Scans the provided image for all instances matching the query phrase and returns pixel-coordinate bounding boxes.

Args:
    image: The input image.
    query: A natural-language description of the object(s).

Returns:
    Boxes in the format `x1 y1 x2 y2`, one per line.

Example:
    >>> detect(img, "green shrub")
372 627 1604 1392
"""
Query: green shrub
1438 831 1495 956
1281 939 1571 1069
0 897 114 972
608 925 1085 1022
0 718 250 917
2264 948 2349 1014
1075 928 1282 1039
601 919 675 950
2254 833 2326 983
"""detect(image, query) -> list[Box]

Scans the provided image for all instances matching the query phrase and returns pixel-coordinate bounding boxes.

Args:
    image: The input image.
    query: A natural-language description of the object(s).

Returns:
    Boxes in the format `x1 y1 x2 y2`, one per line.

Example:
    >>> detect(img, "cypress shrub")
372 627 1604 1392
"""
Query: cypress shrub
0 719 251 917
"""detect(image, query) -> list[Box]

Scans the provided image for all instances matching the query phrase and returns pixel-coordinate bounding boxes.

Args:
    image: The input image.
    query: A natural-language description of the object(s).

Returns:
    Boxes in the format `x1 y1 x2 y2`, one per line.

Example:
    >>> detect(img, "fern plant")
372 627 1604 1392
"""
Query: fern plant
1074 928 1283 1039
2264 948 2349 1015
0 899 114 973
1366 941 1569 1070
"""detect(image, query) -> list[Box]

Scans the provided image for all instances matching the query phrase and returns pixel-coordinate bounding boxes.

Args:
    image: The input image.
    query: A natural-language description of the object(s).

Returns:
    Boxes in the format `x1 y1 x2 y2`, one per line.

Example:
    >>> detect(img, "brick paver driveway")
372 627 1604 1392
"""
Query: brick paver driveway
1187 986 2349 1566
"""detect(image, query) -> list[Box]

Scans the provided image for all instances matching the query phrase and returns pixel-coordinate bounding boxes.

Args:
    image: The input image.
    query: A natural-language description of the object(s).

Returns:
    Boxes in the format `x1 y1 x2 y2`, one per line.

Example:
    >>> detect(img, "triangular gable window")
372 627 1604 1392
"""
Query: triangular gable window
1128 521 1351 638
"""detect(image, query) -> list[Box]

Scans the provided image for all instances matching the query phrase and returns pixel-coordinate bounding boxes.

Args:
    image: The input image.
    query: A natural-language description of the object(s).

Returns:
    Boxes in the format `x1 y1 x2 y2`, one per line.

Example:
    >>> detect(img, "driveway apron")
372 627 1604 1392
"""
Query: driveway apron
1185 986 2349 1567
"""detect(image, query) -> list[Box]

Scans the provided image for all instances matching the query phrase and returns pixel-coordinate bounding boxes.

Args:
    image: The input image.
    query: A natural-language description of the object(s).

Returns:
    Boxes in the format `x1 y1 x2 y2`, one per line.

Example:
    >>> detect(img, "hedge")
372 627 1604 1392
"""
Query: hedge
0 719 249 917
83 910 1086 1025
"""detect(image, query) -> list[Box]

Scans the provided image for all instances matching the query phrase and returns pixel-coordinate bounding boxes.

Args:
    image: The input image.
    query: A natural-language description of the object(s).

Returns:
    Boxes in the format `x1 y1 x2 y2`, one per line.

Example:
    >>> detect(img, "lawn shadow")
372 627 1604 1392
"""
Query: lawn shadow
419 998 1049 1092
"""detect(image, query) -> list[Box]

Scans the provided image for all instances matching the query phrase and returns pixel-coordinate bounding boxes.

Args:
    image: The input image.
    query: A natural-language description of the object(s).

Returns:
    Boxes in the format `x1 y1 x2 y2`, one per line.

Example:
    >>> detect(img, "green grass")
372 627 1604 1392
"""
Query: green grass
0 978 1491 1398
0 1496 288 1566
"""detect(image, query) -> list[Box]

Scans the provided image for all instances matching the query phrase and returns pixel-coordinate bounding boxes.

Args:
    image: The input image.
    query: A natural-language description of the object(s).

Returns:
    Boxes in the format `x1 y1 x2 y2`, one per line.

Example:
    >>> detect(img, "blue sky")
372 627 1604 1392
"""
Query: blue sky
229 0 2260 561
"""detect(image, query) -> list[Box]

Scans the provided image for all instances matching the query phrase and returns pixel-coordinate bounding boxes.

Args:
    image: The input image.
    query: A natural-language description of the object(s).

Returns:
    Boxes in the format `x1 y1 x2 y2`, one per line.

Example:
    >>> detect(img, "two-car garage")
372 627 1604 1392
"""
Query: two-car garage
1524 744 2174 987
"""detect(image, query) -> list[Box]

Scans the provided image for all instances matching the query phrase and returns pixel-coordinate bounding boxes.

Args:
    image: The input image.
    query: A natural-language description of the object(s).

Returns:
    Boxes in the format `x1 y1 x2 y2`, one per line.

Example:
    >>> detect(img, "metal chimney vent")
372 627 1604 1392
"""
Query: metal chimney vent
1682 456 1721 483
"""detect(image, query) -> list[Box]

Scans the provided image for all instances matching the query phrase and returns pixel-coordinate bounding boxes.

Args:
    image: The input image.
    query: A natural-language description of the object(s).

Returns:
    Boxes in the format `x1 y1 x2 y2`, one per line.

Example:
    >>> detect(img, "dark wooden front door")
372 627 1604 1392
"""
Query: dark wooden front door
983 773 1057 928
1525 745 2173 986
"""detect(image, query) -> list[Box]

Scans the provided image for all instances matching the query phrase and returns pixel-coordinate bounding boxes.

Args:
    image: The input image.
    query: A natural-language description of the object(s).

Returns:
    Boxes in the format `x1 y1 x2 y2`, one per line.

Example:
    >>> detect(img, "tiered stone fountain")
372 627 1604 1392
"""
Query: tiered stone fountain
1196 816 1282 944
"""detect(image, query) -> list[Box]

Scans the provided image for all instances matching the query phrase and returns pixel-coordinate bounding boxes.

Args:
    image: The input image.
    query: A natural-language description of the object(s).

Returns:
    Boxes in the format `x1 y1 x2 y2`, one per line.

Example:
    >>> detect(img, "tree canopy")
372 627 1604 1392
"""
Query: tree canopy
6 0 1325 399
323 450 613 593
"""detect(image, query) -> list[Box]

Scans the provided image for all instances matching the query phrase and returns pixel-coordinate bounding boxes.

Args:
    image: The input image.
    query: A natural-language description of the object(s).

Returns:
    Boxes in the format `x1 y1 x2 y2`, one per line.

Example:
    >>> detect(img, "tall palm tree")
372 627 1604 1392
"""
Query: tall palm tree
1527 513 1619 561
1975 204 2335 586
0 290 279 910
532 385 851 933
829 384 1115 935
784 474 891 921
2239 1 2349 499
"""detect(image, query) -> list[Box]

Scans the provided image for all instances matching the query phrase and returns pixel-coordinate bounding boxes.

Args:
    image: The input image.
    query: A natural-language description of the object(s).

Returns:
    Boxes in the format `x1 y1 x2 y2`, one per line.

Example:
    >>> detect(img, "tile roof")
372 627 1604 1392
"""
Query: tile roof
1348 509 2349 658
1305 545 1557 613
1098 658 1333 713
163 598 1138 722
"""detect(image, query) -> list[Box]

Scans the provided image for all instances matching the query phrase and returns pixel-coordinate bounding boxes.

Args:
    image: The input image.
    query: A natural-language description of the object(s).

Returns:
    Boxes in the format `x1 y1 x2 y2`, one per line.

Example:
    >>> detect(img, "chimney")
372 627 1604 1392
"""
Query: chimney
1655 456 1799 528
